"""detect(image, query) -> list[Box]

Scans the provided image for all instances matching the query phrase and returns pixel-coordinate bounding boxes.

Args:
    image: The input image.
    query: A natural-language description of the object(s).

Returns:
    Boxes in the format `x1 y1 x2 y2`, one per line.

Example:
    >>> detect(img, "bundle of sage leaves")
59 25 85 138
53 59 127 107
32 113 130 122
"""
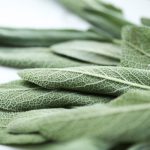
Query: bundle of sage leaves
0 0 150 150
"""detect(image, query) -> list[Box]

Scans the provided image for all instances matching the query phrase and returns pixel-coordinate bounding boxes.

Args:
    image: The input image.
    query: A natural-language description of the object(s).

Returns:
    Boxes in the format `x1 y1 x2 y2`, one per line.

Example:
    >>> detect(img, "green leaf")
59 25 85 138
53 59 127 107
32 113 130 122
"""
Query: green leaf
121 26 150 69
0 111 17 128
0 107 67 145
8 103 150 142
0 47 86 68
0 129 46 145
19 66 150 96
0 109 60 144
58 0 132 38
11 138 112 150
128 143 150 150
0 108 62 128
0 27 105 47
0 80 110 111
51 40 121 65
141 18 150 26
110 90 150 106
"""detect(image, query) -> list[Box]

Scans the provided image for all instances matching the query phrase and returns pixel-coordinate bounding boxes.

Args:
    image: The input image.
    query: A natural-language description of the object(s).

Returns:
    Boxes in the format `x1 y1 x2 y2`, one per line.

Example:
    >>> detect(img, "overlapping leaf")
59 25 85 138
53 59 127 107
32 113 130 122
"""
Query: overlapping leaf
0 0 149 148
0 108 62 128
0 129 46 145
110 90 150 106
0 47 86 68
19 66 150 96
11 138 112 150
58 0 132 38
0 27 105 47
0 109 62 144
7 103 150 142
121 26 150 69
51 40 121 65
0 80 110 111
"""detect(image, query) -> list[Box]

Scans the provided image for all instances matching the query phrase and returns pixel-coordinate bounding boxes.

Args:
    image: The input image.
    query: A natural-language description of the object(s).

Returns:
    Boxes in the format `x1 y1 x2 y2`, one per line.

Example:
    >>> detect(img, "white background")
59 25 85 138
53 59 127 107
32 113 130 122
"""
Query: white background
0 0 150 149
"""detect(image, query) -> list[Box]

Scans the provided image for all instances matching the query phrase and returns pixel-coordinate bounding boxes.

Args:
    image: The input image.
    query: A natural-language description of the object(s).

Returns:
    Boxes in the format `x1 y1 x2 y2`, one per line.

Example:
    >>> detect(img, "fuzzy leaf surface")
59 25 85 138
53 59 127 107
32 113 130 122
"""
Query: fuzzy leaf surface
8 103 150 142
19 66 150 96
0 47 86 68
121 26 150 69
0 80 110 111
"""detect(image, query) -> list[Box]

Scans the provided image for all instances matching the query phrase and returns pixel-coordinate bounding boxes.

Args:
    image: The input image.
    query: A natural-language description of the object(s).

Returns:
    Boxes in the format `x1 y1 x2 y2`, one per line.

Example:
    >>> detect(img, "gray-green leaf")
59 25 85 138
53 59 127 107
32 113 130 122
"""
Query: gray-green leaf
0 109 62 144
0 80 110 111
0 27 104 47
121 26 150 69
11 138 112 150
110 90 150 106
8 103 150 142
0 129 46 145
0 47 86 68
58 0 132 38
19 66 150 96
51 40 121 65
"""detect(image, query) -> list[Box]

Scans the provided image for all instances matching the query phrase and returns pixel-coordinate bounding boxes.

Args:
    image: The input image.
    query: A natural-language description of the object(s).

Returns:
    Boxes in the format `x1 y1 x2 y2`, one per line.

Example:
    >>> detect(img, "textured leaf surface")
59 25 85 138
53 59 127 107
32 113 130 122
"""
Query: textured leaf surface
51 40 121 65
0 109 63 144
141 18 150 26
0 111 17 128
121 26 150 69
0 80 110 111
8 103 150 142
0 108 63 128
0 47 86 68
19 66 150 96
0 27 104 47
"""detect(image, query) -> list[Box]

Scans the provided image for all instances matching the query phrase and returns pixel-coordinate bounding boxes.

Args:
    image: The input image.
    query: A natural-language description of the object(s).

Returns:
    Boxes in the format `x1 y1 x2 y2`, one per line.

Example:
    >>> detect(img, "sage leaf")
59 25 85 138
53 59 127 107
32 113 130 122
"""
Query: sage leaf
51 40 121 65
110 90 150 106
128 143 150 150
0 80 110 111
8 103 150 142
121 26 150 69
12 138 112 150
0 109 61 144
19 66 150 96
0 47 86 68
0 108 65 144
141 18 150 26
0 111 17 128
58 0 132 38
0 27 105 47
0 108 62 128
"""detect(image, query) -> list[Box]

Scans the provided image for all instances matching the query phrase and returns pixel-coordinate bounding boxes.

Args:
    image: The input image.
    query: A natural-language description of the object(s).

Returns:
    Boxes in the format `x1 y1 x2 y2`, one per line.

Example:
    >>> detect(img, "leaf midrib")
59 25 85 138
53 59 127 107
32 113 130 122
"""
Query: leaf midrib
47 68 150 90
125 41 150 57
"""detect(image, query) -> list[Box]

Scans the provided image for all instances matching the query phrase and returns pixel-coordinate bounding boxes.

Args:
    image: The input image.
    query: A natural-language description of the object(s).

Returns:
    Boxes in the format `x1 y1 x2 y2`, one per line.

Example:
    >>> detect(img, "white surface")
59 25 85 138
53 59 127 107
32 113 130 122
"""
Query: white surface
0 0 150 149
0 0 89 29
107 0 150 24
